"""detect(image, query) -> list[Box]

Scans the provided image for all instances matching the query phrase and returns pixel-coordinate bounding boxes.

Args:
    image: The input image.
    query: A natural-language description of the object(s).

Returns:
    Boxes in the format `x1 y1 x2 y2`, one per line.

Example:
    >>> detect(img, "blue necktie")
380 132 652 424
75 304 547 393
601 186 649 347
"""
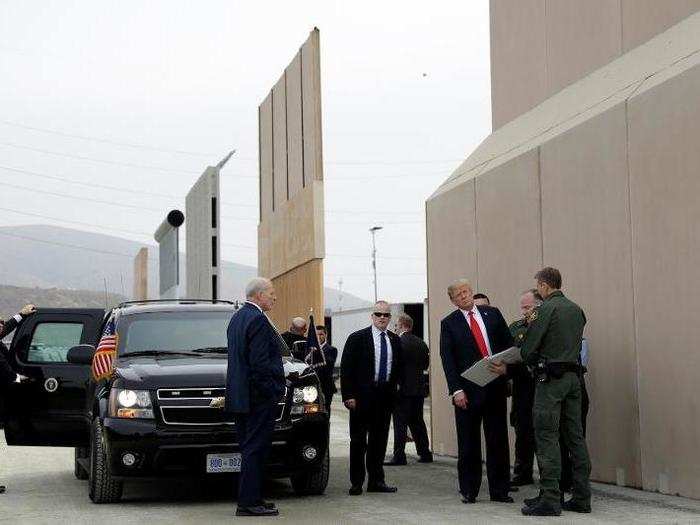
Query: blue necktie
378 332 388 383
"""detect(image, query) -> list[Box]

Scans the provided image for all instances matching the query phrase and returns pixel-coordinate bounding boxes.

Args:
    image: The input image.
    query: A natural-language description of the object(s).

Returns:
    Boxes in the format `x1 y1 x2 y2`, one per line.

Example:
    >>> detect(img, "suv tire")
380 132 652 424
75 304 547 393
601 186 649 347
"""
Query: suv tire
290 448 329 496
88 418 123 503
74 446 89 480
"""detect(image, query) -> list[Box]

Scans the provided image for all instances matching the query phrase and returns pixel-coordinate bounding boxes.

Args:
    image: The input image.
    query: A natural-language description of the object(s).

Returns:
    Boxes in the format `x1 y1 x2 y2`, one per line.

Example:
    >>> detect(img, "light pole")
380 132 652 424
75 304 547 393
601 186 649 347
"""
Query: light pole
369 226 383 302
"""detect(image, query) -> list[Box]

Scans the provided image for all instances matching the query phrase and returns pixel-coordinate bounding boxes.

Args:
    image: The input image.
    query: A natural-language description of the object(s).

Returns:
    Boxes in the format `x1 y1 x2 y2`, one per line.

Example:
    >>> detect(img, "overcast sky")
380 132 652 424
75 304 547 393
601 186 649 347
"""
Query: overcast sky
0 0 491 304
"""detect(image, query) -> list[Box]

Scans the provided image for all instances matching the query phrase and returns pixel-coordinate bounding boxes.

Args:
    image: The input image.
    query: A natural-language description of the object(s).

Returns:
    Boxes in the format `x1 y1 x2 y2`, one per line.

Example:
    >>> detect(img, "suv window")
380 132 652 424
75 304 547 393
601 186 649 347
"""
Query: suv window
27 322 84 363
117 311 233 354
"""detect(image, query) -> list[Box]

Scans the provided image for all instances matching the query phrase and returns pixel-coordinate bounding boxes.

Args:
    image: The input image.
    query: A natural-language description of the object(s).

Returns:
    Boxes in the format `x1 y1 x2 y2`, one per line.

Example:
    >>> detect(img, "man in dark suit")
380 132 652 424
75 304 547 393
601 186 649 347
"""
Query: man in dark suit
225 278 285 517
341 300 402 495
314 325 337 415
281 317 307 360
386 313 432 465
0 304 36 494
439 279 514 504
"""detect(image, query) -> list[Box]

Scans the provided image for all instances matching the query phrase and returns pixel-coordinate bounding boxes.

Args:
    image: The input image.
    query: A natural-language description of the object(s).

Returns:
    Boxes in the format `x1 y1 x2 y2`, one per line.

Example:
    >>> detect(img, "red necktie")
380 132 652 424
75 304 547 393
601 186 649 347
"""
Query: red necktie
468 311 489 358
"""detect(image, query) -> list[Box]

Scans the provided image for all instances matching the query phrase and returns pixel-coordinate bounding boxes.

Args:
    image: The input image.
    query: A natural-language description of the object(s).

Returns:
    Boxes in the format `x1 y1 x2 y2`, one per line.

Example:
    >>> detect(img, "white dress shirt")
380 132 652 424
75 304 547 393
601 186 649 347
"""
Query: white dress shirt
371 325 393 382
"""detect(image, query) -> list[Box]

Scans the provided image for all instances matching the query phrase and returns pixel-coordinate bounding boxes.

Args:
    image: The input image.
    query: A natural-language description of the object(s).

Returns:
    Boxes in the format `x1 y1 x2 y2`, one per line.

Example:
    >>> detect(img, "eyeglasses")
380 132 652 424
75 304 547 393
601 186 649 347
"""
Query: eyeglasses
373 312 391 318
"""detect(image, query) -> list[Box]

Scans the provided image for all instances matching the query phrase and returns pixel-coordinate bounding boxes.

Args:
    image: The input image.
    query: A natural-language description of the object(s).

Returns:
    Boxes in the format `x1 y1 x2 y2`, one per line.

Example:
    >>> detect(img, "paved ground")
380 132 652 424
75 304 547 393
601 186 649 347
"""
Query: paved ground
2 401 700 524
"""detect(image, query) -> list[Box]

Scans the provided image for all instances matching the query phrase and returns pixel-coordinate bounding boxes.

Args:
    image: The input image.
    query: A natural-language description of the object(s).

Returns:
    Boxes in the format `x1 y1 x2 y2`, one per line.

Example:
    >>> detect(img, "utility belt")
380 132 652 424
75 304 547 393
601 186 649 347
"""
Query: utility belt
533 359 584 383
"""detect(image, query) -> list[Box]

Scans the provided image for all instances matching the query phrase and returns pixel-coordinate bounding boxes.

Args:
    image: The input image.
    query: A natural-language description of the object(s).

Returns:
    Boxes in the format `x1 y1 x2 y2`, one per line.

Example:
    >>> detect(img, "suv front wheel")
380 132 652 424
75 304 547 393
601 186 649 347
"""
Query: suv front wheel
89 418 123 503
290 448 329 495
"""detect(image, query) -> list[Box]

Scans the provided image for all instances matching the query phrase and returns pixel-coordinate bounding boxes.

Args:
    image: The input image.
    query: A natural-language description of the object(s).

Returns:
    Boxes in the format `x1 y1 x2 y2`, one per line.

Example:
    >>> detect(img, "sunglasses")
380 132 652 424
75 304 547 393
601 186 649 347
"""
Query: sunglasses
373 312 391 318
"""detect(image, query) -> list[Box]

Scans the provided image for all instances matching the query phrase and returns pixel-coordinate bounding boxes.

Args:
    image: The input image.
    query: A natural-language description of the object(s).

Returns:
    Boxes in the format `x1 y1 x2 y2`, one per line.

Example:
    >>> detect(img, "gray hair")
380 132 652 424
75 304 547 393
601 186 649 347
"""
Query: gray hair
522 288 543 305
447 278 472 298
374 300 390 309
291 317 307 329
245 277 272 299
397 313 413 330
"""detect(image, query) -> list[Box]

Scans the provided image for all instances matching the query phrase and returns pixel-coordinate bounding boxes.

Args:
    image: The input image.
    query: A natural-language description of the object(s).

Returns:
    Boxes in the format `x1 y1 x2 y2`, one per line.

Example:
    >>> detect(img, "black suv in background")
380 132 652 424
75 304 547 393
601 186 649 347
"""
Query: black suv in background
3 301 330 503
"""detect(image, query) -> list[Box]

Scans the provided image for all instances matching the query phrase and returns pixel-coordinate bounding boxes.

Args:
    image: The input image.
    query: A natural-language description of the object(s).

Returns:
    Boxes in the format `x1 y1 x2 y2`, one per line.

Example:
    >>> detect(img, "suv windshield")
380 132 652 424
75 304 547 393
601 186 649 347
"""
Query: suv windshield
117 310 233 355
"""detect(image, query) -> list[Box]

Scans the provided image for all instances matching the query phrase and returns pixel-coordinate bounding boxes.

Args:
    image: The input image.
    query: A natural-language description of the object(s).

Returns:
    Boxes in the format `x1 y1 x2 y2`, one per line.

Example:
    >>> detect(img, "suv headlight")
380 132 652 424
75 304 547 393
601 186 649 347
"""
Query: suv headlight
293 385 318 403
109 389 154 419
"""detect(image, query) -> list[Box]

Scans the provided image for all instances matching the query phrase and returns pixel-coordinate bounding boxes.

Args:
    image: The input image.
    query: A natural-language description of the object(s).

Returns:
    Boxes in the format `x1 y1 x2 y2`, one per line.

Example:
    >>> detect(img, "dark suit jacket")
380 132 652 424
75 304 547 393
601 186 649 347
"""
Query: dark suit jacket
397 332 429 397
317 343 338 399
340 326 402 404
225 303 285 414
0 316 22 387
439 306 514 406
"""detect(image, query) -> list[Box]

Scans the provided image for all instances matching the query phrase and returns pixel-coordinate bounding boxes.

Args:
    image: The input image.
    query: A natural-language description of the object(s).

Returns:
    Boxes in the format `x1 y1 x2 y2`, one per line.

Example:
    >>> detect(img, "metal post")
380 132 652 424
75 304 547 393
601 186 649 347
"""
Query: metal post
369 226 383 302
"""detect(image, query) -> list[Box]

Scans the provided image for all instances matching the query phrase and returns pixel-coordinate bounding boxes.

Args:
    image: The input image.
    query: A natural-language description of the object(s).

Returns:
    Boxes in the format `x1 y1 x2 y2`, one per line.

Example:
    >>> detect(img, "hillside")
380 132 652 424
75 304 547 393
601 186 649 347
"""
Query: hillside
0 284 125 320
0 225 370 312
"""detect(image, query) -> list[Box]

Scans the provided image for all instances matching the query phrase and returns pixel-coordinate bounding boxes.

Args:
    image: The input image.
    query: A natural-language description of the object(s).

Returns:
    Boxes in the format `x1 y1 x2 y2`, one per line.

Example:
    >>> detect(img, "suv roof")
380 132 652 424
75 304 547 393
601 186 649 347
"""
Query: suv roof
114 299 239 316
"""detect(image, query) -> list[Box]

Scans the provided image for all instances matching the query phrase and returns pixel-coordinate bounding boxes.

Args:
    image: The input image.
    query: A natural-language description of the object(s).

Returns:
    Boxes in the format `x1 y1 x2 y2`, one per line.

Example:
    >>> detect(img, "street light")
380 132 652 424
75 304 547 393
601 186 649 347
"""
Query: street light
369 226 383 302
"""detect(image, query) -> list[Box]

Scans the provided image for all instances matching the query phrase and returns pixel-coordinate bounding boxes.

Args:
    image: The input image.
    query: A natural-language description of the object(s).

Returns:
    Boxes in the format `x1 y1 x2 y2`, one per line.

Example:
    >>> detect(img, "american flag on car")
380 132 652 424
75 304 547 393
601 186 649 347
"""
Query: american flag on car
92 318 118 381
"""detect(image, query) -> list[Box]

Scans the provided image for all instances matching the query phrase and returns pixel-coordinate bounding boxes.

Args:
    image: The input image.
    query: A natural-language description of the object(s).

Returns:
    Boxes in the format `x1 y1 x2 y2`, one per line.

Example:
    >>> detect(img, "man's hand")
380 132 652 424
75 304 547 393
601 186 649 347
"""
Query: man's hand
487 359 507 376
453 391 468 410
20 304 37 317
344 398 357 411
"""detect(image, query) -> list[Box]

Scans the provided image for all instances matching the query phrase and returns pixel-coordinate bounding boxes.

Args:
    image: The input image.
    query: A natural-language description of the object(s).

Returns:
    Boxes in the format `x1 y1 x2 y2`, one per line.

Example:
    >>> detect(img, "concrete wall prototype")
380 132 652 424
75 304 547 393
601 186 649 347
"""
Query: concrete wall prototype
428 13 700 498
490 0 700 128
132 247 148 300
258 28 325 329
186 167 220 300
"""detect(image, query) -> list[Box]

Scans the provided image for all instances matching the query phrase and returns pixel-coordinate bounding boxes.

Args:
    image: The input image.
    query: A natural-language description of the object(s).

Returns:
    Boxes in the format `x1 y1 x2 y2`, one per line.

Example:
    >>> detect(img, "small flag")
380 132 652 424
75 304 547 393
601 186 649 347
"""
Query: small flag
92 318 118 381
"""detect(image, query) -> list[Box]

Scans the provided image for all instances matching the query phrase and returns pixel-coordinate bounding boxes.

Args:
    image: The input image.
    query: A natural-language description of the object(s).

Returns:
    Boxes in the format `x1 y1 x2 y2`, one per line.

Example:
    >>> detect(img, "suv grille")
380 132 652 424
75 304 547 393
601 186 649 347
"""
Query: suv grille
157 387 286 426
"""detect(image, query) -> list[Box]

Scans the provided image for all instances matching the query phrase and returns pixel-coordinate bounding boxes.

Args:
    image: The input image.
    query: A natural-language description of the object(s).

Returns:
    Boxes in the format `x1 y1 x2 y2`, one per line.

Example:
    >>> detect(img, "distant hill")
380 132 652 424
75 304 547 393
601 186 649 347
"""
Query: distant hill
0 225 370 312
0 284 126 321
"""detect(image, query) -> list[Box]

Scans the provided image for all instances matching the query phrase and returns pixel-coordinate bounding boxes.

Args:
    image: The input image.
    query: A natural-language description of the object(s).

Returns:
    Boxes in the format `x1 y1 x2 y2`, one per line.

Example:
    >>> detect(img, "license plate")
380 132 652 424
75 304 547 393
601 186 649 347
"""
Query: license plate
206 453 242 473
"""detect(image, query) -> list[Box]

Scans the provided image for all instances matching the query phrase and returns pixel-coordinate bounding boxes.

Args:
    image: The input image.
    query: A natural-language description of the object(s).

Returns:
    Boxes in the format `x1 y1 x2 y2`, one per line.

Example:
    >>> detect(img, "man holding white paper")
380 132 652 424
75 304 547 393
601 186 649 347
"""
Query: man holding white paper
439 279 514 504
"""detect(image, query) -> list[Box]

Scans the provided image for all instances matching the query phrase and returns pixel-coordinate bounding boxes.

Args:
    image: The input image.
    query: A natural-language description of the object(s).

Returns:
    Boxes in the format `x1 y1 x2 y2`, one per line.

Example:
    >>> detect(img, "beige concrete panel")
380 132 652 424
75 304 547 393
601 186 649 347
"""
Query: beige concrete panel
426 179 477 457
302 28 323 182
544 0 622 95
272 74 288 208
259 93 273 218
622 0 700 51
132 248 148 300
268 259 324 333
258 181 324 280
628 64 700 498
286 53 304 199
540 103 641 488
490 0 547 128
474 149 542 323
186 166 219 300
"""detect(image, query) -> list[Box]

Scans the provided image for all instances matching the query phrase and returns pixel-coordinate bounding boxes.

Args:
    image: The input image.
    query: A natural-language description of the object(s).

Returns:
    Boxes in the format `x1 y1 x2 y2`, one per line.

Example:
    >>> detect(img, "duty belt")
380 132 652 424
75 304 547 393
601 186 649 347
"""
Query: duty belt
546 362 583 379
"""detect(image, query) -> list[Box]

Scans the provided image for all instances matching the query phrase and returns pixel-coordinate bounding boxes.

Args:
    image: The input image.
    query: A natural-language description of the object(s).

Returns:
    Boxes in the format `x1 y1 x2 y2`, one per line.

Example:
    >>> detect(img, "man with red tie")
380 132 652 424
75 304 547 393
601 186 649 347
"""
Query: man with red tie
439 279 514 504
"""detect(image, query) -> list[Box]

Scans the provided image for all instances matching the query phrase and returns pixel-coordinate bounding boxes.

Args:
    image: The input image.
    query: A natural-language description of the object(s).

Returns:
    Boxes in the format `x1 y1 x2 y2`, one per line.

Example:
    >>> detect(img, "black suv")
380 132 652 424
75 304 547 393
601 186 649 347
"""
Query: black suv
3 301 330 503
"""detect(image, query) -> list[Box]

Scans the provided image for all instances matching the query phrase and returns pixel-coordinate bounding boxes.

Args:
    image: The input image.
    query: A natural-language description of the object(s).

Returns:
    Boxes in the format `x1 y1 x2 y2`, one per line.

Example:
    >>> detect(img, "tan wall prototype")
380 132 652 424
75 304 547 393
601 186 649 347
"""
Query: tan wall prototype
490 0 700 128
258 28 324 330
429 11 700 497
132 248 148 300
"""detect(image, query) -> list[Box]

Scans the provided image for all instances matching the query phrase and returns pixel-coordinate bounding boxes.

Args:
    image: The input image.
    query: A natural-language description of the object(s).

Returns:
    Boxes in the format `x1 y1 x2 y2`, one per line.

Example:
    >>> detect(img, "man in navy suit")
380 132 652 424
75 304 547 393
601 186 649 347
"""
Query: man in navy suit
439 279 514 504
341 300 402 495
225 278 285 517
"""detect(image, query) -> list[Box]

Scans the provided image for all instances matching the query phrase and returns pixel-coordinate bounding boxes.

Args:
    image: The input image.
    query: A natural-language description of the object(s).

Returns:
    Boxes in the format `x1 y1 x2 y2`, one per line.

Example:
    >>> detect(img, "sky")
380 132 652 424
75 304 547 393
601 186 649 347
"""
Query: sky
0 0 492 304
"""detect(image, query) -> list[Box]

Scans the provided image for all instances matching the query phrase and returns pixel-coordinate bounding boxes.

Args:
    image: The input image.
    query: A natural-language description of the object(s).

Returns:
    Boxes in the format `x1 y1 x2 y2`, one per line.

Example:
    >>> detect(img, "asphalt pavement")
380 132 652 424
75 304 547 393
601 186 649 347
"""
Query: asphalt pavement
1 400 700 524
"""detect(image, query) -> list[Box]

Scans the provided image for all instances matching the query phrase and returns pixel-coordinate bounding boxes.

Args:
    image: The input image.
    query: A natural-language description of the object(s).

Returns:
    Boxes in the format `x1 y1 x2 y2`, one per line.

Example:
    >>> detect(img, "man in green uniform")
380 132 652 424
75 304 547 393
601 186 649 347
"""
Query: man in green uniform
508 289 542 487
520 268 591 516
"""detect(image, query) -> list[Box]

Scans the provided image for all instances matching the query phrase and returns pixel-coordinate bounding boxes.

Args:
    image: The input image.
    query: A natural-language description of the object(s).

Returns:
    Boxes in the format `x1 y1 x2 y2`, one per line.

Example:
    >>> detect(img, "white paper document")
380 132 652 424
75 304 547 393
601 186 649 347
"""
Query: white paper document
460 346 522 387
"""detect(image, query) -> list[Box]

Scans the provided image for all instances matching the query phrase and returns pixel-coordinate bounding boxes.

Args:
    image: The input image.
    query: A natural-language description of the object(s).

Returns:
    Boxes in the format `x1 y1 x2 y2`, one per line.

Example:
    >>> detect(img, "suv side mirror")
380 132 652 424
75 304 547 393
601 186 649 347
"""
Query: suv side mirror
67 344 96 365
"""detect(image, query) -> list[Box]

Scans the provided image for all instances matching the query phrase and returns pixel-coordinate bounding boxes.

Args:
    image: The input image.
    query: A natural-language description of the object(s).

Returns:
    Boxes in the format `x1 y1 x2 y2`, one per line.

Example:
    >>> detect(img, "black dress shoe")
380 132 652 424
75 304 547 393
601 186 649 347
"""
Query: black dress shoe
511 476 534 486
521 501 561 516
348 485 363 496
490 495 514 503
562 498 591 513
236 505 280 517
461 494 476 504
383 457 407 466
525 492 563 507
417 454 433 463
367 483 397 493
256 500 276 510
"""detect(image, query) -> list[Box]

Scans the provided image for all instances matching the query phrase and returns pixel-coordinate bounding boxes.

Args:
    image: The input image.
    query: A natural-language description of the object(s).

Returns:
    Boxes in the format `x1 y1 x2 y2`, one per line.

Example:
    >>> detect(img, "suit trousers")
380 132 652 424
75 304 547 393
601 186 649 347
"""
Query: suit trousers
511 374 536 481
234 399 277 507
349 385 393 487
392 395 430 459
454 391 510 498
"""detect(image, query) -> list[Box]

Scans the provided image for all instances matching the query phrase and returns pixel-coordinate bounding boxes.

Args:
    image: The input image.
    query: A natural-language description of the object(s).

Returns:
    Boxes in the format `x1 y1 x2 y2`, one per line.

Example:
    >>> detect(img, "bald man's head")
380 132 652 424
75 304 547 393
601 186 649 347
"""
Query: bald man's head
290 317 307 335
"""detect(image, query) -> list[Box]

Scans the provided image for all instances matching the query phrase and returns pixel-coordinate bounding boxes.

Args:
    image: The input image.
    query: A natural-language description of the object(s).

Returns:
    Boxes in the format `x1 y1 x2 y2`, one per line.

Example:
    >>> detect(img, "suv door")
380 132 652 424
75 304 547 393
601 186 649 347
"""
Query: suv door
3 308 104 446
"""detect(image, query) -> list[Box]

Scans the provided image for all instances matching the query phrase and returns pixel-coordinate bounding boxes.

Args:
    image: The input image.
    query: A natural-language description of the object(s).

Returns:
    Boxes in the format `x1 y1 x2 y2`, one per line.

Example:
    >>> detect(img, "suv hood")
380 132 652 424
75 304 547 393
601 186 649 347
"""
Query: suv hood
115 355 310 389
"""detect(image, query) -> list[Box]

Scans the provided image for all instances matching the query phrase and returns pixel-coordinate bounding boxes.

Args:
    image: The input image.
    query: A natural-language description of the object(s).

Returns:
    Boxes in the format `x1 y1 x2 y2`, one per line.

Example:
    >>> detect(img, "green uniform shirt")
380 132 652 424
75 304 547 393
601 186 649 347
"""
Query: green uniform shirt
520 290 586 365
509 318 528 348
